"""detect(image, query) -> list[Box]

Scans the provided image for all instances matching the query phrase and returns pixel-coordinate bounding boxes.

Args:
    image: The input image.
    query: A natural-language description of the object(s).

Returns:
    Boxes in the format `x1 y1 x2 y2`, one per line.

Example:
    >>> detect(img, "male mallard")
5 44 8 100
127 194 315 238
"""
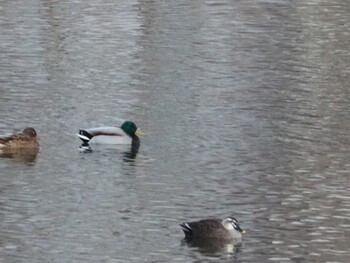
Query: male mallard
180 217 245 241
0 127 39 153
77 121 144 146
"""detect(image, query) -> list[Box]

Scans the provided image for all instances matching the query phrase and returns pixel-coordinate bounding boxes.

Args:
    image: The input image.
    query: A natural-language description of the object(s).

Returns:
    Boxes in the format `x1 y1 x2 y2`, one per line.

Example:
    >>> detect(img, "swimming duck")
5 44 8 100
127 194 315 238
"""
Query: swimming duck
77 121 144 146
180 217 245 241
0 127 39 153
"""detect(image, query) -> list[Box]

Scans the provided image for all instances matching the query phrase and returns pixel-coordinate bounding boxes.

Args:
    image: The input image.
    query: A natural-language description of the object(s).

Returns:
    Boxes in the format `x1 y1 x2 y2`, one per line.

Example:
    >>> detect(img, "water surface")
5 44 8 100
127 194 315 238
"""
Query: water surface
0 0 350 262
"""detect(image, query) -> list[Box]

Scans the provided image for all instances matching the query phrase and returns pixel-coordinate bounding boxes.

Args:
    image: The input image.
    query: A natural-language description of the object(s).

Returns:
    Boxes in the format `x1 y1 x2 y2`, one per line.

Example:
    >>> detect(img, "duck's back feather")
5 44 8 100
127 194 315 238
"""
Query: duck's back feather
86 127 124 136
180 219 234 240
85 127 132 144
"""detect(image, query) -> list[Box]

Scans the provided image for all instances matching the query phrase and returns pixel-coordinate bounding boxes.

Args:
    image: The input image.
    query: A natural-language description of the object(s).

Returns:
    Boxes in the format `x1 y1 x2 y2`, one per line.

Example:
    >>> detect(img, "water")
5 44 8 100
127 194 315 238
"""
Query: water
0 0 350 262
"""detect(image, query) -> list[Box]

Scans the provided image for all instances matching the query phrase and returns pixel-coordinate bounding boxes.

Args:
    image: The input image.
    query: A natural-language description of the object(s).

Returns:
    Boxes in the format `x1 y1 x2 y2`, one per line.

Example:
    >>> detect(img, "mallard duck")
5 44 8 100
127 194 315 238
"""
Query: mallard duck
180 217 245 241
0 127 39 153
77 121 144 146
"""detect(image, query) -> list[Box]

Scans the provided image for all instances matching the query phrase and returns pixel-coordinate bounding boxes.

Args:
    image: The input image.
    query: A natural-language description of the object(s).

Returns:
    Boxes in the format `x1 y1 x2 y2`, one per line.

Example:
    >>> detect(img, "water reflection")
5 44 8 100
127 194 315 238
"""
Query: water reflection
181 238 243 257
78 144 93 153
78 143 139 162
0 148 38 164
123 144 140 162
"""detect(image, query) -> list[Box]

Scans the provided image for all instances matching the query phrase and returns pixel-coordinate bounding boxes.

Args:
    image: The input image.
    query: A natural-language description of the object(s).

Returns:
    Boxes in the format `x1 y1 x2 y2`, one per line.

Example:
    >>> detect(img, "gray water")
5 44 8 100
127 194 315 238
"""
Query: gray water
0 0 350 262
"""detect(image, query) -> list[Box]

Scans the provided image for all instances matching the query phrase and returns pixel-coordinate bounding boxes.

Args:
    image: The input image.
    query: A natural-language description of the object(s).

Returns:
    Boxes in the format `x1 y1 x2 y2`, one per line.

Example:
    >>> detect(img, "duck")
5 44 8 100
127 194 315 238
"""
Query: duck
77 121 144 146
180 217 245 241
0 127 39 153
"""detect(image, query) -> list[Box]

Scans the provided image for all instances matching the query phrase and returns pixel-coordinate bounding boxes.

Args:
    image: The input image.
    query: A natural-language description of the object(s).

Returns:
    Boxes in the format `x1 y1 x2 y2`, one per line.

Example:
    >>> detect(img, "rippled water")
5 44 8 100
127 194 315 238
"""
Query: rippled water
0 0 350 262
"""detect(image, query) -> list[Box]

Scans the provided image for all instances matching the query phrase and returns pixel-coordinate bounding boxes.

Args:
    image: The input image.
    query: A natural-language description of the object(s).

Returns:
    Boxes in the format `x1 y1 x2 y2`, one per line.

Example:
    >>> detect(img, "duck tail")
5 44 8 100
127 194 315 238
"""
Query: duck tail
77 130 93 146
180 223 192 239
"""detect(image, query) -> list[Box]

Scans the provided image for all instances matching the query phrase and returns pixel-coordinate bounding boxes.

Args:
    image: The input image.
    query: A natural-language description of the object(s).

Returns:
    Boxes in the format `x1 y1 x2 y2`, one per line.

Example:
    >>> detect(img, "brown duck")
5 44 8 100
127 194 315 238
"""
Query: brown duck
0 127 39 153
180 217 245 241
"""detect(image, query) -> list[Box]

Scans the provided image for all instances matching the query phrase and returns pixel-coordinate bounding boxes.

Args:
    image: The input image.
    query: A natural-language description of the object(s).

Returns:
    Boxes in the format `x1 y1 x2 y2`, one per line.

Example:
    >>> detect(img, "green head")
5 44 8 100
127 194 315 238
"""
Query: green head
120 121 144 136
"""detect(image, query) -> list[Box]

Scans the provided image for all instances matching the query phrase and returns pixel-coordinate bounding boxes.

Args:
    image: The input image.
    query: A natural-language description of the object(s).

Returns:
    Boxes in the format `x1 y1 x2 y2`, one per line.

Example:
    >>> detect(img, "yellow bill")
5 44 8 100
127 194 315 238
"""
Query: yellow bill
135 128 145 136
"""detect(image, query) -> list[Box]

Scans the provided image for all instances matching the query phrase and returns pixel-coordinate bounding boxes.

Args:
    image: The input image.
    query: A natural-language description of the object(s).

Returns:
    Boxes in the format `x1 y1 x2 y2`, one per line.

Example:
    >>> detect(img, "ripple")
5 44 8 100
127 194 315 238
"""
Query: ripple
1 0 350 262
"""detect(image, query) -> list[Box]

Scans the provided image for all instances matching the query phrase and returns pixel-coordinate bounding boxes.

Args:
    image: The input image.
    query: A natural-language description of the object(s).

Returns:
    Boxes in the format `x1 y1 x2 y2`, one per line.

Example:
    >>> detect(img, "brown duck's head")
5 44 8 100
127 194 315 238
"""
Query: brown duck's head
22 128 37 138
223 217 246 234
